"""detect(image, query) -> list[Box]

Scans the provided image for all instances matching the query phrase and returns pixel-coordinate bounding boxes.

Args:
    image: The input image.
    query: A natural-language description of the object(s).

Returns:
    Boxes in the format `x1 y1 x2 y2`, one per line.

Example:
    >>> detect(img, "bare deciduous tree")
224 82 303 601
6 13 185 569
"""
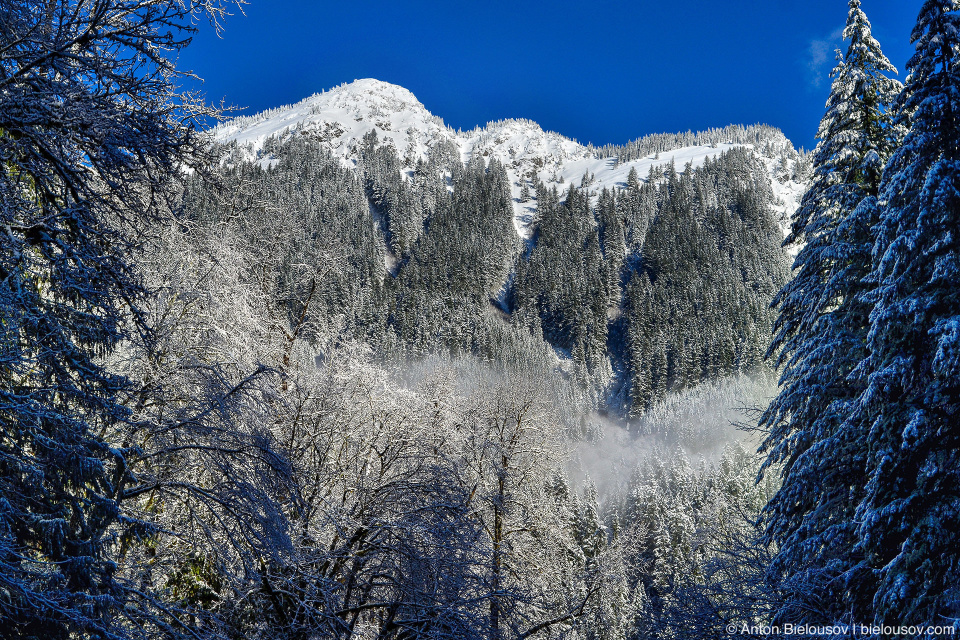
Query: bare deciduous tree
1 1 242 637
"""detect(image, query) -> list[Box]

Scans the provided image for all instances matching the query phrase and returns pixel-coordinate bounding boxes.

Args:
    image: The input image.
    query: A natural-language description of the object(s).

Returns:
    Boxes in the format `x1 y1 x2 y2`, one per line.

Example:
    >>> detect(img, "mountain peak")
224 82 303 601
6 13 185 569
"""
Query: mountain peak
211 78 452 163
334 78 424 105
308 78 434 121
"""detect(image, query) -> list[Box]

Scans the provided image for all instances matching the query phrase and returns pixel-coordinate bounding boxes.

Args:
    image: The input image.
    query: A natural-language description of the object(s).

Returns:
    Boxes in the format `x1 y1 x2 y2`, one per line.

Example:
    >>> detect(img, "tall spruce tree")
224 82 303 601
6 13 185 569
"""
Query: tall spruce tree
757 0 901 625
853 0 960 624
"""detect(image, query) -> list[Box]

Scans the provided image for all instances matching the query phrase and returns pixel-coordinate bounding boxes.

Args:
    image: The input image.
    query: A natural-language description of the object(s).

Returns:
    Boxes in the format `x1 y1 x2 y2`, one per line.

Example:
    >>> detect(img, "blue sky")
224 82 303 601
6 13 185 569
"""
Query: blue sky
179 1 921 152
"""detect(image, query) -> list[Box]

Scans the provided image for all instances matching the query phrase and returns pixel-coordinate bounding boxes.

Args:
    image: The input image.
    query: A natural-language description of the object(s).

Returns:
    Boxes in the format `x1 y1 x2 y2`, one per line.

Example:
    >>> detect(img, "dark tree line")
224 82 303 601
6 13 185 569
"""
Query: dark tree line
513 182 610 385
591 124 804 168
622 152 788 414
509 150 787 414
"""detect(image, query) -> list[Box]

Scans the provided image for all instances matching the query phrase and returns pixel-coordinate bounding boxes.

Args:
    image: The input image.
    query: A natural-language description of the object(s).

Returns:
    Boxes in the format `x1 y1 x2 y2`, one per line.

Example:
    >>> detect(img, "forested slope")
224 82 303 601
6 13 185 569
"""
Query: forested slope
204 100 800 416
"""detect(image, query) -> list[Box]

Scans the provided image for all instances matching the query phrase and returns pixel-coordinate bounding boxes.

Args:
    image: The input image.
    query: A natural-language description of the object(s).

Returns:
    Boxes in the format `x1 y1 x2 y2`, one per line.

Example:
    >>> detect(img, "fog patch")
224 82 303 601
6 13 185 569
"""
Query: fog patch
568 371 777 504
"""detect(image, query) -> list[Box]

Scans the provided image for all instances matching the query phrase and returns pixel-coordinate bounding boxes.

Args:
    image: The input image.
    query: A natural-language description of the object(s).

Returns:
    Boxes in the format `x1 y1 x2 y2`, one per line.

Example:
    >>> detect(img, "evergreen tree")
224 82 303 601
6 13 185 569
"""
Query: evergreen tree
854 0 960 624
756 0 902 624
519 179 531 203
598 188 626 304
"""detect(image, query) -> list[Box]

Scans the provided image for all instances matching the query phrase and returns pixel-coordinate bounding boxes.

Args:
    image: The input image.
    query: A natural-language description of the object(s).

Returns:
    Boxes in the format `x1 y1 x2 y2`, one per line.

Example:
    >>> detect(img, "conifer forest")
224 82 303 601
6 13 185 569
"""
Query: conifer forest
1 1 959 639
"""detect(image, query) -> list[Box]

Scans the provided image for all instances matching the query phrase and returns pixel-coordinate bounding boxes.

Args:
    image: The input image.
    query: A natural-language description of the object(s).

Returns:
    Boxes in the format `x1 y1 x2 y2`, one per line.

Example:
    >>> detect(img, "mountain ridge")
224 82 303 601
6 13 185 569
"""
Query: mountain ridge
211 79 809 237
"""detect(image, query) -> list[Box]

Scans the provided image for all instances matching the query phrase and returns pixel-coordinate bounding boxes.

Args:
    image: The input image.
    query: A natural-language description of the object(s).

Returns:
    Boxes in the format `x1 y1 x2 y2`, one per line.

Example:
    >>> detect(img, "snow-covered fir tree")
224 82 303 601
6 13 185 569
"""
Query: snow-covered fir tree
757 0 902 625
853 0 960 624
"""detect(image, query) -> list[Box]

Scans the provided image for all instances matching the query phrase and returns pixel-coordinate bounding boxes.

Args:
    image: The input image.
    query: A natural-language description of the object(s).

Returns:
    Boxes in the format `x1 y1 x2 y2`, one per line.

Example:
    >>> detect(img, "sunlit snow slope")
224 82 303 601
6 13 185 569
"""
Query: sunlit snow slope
212 79 807 237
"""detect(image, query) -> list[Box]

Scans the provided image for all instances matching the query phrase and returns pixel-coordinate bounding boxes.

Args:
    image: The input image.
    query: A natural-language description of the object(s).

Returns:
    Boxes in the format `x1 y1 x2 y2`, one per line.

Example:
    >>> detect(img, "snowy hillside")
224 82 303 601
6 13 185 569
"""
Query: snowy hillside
212 79 807 237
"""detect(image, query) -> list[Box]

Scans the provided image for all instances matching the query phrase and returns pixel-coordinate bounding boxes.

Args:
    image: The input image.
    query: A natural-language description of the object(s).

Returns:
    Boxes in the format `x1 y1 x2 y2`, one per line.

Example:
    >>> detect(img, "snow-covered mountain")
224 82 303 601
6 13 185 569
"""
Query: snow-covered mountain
213 79 453 166
212 78 807 236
